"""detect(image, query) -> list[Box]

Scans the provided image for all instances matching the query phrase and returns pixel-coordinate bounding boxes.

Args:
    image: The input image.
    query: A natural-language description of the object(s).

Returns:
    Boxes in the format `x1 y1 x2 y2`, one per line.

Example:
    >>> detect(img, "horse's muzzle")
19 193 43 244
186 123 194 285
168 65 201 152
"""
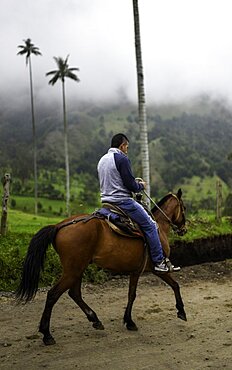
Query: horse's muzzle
176 226 187 236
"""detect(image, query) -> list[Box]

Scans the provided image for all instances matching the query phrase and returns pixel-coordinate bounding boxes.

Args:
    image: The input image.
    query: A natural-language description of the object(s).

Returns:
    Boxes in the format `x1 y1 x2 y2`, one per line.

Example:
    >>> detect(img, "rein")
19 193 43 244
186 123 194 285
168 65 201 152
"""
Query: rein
142 190 180 232
56 214 97 232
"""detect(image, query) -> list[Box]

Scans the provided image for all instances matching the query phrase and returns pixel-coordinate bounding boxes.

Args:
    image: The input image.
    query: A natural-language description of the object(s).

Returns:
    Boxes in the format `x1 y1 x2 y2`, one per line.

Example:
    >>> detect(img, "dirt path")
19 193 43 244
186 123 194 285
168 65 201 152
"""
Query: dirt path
1 261 232 370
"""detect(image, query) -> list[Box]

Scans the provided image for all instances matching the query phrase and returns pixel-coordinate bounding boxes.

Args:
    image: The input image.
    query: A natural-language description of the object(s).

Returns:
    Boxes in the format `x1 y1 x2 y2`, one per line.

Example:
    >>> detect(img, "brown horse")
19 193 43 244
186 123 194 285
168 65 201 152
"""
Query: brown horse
16 189 187 345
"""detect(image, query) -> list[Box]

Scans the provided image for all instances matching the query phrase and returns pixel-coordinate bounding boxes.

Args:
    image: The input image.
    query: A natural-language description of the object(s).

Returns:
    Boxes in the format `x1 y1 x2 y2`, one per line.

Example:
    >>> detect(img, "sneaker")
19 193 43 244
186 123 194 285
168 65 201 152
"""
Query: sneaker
165 258 181 272
153 258 169 273
171 265 181 272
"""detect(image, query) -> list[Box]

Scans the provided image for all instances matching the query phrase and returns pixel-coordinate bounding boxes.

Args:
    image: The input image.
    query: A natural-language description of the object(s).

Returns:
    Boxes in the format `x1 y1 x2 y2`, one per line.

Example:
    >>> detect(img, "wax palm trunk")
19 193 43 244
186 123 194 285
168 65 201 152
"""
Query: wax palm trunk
62 81 70 216
132 0 150 198
46 55 79 217
28 56 38 214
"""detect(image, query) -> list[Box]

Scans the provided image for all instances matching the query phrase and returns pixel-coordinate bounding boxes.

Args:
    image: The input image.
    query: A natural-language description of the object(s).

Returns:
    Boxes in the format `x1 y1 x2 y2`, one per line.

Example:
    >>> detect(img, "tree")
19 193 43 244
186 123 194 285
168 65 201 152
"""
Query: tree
132 0 150 199
17 38 42 214
46 56 80 215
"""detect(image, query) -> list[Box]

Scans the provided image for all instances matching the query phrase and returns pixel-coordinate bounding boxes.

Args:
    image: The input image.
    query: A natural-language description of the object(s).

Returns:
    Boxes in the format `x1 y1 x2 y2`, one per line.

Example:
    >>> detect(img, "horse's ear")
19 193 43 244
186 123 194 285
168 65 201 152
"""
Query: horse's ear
177 188 182 199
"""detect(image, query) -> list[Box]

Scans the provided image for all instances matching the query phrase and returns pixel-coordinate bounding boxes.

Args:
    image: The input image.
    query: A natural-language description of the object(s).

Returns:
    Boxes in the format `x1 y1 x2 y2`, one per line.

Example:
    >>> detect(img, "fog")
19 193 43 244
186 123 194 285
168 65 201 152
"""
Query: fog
1 0 232 108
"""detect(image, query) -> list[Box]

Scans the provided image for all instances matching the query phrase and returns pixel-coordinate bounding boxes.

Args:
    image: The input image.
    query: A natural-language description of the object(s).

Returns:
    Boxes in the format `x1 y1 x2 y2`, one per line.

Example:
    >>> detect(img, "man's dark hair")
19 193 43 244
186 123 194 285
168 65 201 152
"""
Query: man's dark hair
111 133 129 148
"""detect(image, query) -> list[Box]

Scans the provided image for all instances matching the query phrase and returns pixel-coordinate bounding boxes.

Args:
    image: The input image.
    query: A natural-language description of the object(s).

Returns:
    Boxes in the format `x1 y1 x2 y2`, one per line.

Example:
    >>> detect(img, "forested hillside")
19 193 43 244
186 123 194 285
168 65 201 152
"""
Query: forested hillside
1 97 232 207
149 112 232 188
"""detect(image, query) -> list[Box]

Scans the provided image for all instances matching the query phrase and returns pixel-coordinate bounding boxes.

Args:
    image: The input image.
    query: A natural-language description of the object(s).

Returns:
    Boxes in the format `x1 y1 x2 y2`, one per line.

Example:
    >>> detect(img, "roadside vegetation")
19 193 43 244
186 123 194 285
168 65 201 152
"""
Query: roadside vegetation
170 211 232 244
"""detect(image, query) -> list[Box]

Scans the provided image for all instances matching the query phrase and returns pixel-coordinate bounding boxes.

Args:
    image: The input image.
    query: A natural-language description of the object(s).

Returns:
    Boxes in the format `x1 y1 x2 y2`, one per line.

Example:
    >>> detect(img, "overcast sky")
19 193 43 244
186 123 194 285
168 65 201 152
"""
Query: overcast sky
1 0 232 107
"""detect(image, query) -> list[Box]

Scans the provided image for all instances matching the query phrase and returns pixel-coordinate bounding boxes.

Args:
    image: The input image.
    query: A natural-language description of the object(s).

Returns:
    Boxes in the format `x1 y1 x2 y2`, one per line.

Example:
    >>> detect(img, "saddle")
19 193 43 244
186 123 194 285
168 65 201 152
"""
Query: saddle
94 203 144 239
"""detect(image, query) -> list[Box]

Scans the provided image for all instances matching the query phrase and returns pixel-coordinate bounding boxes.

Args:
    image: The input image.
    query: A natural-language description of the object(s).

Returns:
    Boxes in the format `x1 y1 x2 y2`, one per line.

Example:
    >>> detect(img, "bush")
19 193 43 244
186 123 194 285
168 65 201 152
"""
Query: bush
0 246 23 291
83 264 108 284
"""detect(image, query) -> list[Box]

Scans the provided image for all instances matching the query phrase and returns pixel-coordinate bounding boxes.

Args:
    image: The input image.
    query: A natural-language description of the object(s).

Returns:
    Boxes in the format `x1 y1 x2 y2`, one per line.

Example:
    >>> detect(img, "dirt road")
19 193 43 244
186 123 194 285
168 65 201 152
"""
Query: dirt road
1 261 232 370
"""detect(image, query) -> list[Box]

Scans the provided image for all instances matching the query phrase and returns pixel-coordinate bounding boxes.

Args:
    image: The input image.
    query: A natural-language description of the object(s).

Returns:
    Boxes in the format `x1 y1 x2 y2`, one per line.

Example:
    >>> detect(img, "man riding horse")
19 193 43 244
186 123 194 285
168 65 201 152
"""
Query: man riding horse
97 133 180 273
16 133 187 346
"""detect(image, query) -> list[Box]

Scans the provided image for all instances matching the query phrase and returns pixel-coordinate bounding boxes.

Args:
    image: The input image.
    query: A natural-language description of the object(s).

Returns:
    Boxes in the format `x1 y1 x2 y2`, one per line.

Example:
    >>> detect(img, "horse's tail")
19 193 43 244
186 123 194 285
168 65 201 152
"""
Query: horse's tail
16 225 58 303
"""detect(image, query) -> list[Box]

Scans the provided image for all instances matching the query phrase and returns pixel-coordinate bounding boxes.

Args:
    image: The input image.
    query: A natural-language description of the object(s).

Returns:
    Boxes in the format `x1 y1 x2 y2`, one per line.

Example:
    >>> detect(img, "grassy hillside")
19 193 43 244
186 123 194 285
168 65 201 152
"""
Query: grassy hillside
9 195 66 216
176 175 230 205
7 209 61 235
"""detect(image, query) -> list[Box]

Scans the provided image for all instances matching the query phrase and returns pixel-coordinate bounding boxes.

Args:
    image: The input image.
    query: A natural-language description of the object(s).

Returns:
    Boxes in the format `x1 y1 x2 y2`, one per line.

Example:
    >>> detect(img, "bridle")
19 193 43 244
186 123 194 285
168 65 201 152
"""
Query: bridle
142 190 186 235
169 194 186 235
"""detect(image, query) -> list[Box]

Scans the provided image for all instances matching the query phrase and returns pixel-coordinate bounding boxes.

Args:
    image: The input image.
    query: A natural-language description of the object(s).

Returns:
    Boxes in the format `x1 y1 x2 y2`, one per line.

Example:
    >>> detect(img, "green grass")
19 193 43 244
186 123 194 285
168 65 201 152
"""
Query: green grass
9 195 97 217
7 209 61 234
10 195 66 216
177 175 230 203
170 211 232 244
185 215 232 241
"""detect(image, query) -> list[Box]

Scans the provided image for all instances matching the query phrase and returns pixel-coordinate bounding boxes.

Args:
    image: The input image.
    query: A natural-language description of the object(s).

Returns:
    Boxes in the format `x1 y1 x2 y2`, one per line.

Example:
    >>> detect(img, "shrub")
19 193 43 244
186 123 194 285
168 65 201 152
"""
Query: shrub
83 264 108 284
0 246 23 291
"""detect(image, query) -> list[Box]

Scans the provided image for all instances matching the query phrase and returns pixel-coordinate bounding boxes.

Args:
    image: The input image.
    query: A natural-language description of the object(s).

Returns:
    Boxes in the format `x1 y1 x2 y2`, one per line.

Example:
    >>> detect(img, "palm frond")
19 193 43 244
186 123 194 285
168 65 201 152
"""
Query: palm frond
66 70 80 82
68 67 79 72
32 49 42 56
53 56 61 65
45 70 59 76
17 49 27 56
48 73 60 85
64 54 70 65
17 44 26 50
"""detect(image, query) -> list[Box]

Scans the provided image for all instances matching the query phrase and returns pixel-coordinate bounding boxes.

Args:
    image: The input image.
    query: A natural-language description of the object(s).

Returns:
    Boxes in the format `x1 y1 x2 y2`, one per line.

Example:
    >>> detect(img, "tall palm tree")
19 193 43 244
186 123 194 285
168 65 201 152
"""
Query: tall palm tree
46 56 80 216
132 0 150 199
17 38 42 214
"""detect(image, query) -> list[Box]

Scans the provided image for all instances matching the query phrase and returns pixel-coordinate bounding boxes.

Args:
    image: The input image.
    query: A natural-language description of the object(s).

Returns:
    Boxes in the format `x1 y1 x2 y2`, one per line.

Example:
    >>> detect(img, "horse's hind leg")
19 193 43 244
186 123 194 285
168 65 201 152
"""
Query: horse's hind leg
124 273 140 331
158 273 187 321
39 274 75 345
68 276 104 330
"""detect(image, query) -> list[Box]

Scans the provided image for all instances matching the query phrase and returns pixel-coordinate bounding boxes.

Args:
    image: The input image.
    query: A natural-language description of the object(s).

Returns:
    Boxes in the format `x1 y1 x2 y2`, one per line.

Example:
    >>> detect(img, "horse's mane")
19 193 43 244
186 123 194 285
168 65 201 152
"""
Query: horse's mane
151 193 173 213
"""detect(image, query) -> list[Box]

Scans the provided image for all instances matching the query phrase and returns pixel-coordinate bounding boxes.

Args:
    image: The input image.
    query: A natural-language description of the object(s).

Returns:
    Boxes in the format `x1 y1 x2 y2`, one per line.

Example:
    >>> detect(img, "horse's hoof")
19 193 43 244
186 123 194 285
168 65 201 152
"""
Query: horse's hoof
177 312 187 321
126 323 138 331
43 335 56 345
93 321 104 330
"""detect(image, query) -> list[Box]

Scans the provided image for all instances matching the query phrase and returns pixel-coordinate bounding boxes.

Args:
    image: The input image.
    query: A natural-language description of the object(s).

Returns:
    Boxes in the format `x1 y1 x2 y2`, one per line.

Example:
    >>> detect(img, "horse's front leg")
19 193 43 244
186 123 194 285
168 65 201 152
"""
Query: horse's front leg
124 273 140 331
158 273 187 321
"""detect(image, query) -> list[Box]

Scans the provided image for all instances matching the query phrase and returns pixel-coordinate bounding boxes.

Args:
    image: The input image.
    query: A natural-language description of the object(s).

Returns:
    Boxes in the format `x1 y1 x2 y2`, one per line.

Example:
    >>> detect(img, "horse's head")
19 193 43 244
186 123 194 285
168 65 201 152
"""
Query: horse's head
170 189 187 236
151 188 187 236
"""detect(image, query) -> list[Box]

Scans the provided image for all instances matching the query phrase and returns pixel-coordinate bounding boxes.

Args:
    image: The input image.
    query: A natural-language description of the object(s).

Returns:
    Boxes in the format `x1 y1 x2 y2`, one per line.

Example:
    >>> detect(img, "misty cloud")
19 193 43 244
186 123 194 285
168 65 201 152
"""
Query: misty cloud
1 0 232 106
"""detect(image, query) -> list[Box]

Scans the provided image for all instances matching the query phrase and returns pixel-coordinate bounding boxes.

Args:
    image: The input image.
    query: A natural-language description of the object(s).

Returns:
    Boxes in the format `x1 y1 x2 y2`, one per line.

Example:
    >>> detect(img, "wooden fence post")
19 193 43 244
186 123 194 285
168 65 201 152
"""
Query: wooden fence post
1 173 11 236
216 180 222 223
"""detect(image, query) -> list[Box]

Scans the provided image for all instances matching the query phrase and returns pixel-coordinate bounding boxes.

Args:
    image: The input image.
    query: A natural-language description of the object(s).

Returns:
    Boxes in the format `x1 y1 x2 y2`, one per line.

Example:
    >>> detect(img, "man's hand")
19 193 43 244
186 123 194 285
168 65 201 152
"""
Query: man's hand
140 181 146 189
136 177 146 189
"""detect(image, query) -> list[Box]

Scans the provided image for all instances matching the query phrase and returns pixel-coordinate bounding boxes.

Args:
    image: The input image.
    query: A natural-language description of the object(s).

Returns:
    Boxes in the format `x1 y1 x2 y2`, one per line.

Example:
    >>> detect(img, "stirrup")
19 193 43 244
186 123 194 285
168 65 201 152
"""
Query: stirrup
165 258 181 272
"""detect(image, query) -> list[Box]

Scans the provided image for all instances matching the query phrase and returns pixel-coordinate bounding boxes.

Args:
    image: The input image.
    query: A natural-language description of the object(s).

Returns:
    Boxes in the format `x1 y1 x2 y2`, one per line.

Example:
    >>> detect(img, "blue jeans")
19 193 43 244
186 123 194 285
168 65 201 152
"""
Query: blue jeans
115 198 164 263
